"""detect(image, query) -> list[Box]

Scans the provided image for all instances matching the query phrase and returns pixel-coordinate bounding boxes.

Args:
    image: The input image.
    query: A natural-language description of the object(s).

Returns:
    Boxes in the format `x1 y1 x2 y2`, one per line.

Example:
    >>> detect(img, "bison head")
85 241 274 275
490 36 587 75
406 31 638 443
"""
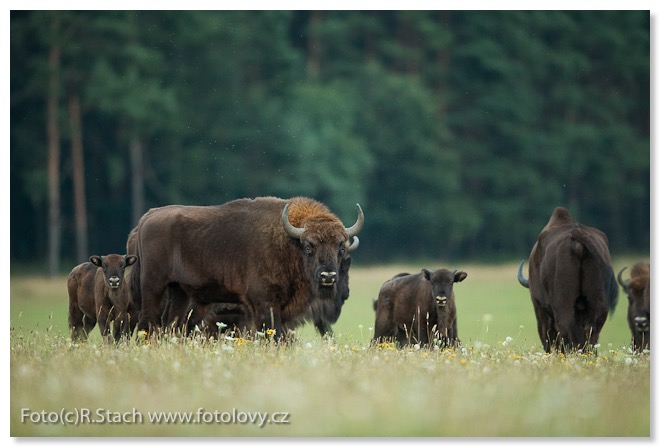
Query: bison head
282 202 363 299
90 254 137 290
422 268 468 307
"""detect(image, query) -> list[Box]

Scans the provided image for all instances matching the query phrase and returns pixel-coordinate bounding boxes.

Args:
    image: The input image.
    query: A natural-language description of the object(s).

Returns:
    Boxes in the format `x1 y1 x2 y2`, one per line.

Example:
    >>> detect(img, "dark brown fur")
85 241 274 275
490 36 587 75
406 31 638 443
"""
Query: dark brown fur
518 207 618 353
132 197 362 338
372 268 467 348
67 254 137 342
618 262 650 352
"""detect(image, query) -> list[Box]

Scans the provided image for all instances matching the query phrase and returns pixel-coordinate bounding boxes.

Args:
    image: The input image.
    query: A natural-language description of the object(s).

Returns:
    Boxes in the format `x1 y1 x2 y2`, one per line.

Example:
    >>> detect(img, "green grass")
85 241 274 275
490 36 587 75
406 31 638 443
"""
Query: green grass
10 261 650 437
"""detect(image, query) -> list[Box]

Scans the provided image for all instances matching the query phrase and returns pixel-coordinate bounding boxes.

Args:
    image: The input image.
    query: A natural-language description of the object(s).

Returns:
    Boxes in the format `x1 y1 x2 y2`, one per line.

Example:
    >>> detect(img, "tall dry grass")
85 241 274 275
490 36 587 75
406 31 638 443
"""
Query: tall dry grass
10 261 650 437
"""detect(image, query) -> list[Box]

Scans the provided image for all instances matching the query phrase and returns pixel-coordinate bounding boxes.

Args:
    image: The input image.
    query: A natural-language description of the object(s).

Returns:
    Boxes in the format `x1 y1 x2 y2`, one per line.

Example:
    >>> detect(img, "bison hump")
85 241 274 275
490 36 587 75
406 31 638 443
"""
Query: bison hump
543 207 574 231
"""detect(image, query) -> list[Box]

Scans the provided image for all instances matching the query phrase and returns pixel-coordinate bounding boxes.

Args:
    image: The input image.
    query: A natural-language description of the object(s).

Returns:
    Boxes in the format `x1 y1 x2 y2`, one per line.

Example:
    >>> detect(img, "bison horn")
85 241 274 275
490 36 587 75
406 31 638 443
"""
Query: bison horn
282 203 305 239
347 236 360 253
345 204 364 238
517 260 529 288
617 267 630 292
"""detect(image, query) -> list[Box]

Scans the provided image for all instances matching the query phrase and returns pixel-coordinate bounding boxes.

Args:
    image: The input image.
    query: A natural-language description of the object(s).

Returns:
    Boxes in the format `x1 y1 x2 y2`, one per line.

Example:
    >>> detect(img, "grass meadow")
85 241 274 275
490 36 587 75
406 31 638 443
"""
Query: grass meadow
9 260 651 438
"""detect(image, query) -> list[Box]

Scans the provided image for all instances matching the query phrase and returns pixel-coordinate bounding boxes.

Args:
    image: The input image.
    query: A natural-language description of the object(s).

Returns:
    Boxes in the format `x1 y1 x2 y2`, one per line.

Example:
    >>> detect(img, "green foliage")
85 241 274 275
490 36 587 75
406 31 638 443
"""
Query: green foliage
10 11 649 266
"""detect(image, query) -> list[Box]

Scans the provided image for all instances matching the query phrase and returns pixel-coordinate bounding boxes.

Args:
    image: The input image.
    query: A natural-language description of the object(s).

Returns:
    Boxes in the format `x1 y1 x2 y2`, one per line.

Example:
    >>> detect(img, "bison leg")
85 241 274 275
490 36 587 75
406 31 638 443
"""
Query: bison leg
112 311 131 342
96 305 115 343
68 279 94 342
137 281 168 333
446 318 459 347
70 312 95 342
69 301 87 341
395 325 410 347
372 307 396 344
82 315 96 340
451 318 458 342
127 308 139 336
556 316 586 352
417 309 432 347
532 298 557 353
255 302 284 341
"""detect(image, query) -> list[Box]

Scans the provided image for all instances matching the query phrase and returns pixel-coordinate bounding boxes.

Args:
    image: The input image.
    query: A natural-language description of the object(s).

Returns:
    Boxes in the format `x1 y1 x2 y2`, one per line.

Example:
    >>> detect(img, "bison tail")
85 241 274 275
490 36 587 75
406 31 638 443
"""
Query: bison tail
604 266 619 315
129 255 142 313
517 260 529 288
570 230 619 314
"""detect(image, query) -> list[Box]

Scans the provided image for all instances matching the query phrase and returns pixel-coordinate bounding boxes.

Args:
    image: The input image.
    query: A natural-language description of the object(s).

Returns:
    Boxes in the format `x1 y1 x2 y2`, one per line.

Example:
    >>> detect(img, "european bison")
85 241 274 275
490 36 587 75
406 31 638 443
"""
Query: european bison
132 197 363 339
372 268 468 347
517 207 618 353
129 227 359 339
67 254 138 342
617 262 650 352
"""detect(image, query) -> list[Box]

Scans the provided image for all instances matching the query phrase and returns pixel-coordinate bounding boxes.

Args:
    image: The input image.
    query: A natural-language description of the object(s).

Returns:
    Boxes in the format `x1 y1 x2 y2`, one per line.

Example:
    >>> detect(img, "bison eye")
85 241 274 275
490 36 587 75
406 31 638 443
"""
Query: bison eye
304 244 314 256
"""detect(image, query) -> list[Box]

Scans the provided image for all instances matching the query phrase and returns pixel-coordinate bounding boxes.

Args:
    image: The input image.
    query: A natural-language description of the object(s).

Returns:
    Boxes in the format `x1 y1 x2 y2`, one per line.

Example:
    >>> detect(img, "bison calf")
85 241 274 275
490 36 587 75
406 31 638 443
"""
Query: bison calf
373 268 467 348
617 262 650 352
67 254 137 342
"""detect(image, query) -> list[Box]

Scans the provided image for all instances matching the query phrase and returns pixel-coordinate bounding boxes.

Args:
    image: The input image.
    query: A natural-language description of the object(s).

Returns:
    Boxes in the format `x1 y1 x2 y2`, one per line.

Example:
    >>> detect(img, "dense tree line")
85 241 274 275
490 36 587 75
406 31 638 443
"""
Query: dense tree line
10 11 649 274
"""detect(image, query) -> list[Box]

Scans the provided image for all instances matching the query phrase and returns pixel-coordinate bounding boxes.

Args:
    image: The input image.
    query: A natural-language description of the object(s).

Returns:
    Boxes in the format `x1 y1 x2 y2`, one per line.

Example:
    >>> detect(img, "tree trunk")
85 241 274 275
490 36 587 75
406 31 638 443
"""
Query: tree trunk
130 137 145 226
69 94 88 263
47 12 61 277
306 11 321 78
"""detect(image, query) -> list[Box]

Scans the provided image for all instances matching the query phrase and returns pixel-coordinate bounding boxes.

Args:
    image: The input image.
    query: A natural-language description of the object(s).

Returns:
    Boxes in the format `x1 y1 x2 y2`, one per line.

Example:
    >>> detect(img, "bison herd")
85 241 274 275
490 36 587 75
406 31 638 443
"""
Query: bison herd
67 198 649 354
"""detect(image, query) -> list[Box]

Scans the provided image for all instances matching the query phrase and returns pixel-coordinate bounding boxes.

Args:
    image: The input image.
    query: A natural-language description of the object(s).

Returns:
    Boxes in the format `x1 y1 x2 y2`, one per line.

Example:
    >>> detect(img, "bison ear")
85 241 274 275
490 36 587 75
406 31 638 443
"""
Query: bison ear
454 271 468 283
89 256 103 267
125 255 138 266
421 269 432 280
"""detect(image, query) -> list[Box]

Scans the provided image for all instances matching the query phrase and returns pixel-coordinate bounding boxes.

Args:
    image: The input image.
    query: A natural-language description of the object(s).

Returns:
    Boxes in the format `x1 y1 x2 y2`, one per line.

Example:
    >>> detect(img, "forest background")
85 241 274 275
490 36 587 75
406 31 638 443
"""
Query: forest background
10 11 650 275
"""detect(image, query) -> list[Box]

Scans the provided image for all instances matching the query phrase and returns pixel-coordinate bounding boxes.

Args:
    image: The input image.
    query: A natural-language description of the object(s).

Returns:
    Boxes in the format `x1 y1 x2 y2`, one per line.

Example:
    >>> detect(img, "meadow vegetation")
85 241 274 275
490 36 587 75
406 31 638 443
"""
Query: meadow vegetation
10 261 650 437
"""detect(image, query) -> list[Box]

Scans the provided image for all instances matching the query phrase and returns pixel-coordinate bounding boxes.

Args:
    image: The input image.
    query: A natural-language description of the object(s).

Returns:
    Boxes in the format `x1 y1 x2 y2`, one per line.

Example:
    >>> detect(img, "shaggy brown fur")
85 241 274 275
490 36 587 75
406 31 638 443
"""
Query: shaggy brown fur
131 197 363 339
373 268 467 348
67 254 137 342
518 207 618 353
618 261 650 351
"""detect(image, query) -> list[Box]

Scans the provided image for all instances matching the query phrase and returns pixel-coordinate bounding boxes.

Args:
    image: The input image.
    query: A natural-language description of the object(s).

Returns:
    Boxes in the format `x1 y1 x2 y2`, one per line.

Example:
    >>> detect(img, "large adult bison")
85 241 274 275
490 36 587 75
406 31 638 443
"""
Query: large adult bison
129 225 358 338
617 262 650 352
132 197 363 339
372 268 468 347
517 207 618 353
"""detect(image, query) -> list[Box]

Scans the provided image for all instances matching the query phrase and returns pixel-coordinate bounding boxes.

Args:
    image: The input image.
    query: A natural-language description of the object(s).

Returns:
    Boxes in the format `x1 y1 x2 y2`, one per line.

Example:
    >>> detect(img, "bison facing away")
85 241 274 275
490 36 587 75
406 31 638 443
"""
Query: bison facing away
132 197 363 339
372 268 468 347
67 254 137 342
617 262 650 352
518 207 618 353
